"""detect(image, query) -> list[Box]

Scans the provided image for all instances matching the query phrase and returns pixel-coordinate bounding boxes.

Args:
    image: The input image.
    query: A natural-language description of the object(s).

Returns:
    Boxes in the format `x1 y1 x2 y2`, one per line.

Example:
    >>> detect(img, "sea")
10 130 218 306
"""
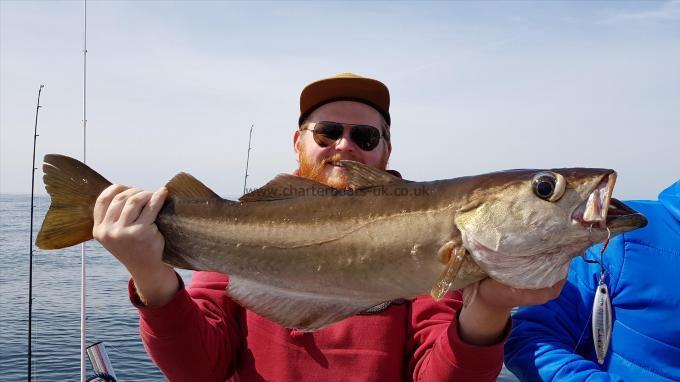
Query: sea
0 194 519 381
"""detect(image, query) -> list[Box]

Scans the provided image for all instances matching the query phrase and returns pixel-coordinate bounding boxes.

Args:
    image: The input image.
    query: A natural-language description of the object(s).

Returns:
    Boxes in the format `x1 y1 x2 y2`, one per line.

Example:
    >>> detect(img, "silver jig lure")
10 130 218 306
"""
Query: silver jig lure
592 227 612 365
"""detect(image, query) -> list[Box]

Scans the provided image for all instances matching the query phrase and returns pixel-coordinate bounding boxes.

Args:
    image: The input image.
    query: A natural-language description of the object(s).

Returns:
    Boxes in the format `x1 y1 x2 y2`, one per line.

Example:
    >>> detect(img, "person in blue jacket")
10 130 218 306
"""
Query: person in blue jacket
504 179 680 382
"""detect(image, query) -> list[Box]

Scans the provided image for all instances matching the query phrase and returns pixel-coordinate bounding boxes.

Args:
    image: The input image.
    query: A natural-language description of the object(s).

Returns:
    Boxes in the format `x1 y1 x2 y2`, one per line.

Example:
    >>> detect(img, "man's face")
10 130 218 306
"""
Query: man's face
294 101 392 189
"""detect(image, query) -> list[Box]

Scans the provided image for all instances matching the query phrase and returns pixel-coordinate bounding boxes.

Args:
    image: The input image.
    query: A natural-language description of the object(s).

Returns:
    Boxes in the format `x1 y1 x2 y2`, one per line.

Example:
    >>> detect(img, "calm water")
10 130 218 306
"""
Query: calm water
0 194 518 382
0 194 192 381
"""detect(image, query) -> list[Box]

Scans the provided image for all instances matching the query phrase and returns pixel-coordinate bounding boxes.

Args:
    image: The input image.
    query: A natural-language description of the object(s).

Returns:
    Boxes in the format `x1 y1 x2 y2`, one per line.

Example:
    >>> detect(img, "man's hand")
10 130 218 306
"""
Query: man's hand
92 185 178 306
457 278 567 345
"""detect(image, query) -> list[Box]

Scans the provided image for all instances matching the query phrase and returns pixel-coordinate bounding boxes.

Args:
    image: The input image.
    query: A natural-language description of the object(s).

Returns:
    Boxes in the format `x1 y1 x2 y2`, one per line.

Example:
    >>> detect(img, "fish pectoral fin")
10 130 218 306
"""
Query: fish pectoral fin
227 276 374 331
336 160 408 190
239 174 334 202
430 242 468 301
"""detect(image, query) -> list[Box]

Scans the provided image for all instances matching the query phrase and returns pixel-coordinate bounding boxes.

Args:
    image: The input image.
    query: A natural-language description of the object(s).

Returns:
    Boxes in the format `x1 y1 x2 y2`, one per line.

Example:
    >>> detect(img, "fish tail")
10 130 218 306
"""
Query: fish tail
36 154 112 249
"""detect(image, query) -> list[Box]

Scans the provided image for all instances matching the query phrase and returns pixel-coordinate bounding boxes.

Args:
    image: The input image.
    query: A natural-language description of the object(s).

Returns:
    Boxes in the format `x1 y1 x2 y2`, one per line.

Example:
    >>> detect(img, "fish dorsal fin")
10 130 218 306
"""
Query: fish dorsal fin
336 160 407 190
227 275 379 331
165 172 221 200
240 174 334 202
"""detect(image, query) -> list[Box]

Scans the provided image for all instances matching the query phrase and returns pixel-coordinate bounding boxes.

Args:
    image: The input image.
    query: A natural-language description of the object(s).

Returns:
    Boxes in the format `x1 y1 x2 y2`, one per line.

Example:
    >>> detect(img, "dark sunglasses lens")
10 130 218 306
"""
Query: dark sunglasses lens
350 125 381 151
312 122 344 147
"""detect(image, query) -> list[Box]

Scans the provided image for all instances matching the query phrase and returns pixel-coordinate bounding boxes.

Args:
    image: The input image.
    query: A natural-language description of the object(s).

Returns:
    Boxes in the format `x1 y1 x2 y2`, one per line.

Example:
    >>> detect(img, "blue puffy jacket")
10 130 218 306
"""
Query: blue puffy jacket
505 180 680 382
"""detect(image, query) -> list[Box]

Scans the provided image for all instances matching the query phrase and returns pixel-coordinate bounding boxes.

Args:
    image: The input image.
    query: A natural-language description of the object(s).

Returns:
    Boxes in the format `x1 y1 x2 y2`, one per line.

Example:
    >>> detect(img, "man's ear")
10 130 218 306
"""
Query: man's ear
293 130 302 163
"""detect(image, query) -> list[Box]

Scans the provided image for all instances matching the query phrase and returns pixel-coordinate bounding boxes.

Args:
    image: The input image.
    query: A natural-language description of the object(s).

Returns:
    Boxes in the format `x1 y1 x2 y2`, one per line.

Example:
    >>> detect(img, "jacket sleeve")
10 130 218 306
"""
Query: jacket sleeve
131 271 243 382
504 238 626 382
408 291 508 382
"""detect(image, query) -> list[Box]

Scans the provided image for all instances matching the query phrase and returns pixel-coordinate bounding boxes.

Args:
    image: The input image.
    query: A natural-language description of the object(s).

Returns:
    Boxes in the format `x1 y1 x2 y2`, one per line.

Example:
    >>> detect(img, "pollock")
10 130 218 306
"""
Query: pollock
36 154 646 330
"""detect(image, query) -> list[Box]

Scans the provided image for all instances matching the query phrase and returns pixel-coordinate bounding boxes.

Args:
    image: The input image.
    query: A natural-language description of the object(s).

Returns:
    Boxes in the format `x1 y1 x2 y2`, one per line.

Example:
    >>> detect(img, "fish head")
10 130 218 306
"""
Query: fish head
454 168 647 289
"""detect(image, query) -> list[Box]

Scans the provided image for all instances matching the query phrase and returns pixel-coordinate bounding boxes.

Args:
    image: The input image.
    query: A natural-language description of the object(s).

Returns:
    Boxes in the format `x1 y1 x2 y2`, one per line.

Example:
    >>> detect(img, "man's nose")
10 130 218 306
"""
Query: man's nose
333 129 356 152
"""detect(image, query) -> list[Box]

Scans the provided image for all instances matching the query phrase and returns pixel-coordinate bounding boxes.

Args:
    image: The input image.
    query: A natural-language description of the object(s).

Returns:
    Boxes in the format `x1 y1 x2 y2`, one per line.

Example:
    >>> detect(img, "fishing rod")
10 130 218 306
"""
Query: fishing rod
243 124 254 195
79 2 117 380
28 84 44 382
81 0 88 380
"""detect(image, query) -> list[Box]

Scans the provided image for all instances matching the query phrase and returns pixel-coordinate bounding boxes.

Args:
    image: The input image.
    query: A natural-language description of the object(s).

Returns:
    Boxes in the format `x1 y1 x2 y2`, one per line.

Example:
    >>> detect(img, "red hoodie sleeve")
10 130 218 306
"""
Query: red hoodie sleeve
408 291 509 381
130 271 243 382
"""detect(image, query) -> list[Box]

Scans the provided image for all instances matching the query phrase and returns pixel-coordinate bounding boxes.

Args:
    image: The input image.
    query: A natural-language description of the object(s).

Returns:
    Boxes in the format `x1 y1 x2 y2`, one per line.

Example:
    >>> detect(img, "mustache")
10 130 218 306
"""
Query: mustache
299 152 352 189
321 153 345 165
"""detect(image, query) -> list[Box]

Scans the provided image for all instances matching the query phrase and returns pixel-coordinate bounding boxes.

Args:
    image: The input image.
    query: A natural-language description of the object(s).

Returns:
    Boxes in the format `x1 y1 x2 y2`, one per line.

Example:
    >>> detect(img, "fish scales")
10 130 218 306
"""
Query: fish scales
35 154 647 330
158 193 466 299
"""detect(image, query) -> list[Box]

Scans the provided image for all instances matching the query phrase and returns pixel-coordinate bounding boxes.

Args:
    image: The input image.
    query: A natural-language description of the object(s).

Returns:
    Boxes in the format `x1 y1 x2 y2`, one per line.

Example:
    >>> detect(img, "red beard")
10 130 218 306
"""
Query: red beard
297 141 389 190
298 151 349 189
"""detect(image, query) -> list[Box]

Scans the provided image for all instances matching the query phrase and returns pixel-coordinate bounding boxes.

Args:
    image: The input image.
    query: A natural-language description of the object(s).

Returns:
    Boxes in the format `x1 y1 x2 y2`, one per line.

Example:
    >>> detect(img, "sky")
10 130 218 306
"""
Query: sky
1 0 679 200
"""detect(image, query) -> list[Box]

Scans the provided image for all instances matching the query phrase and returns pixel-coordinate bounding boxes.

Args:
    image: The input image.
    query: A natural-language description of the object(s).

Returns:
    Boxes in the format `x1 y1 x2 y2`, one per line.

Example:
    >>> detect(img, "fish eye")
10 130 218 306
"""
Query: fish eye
532 172 566 202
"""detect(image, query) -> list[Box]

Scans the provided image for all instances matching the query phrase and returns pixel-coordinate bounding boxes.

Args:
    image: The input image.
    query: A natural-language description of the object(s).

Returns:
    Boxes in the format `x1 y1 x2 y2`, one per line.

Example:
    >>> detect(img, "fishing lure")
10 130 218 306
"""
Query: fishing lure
592 228 612 365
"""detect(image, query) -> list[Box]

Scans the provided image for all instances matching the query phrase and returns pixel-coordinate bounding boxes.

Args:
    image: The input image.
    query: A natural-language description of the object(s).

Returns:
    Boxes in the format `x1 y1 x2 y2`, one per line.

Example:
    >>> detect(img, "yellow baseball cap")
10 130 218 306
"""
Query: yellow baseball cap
299 73 391 126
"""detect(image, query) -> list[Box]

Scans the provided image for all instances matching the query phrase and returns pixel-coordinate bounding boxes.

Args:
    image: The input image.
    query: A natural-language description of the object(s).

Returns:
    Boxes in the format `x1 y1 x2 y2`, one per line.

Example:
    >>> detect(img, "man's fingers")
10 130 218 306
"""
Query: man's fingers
119 191 154 225
475 277 569 309
138 187 168 225
103 188 144 224
94 184 130 224
519 278 568 305
548 278 568 298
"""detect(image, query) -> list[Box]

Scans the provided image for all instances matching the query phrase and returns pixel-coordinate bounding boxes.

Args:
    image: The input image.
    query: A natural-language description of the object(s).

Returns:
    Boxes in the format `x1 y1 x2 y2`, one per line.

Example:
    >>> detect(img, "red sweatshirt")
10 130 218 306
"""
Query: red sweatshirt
130 271 507 381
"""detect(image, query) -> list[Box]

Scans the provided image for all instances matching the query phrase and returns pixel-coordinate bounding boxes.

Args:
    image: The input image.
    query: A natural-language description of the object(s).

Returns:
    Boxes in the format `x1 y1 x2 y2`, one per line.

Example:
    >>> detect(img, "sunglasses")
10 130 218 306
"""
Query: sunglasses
300 121 390 151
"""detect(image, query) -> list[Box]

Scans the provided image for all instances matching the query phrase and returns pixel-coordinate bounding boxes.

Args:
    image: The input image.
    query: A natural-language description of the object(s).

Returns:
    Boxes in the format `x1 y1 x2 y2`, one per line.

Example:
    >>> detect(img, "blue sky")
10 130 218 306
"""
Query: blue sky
1 1 679 199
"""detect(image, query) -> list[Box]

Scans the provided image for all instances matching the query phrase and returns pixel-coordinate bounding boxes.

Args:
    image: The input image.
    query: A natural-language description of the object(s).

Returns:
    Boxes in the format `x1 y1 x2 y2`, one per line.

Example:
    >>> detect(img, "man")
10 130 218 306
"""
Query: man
93 73 565 381
504 179 680 381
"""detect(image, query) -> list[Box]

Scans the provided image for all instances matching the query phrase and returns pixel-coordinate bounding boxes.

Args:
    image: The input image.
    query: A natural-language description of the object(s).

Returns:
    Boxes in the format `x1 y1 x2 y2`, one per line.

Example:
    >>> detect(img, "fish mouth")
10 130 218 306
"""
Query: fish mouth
571 172 647 230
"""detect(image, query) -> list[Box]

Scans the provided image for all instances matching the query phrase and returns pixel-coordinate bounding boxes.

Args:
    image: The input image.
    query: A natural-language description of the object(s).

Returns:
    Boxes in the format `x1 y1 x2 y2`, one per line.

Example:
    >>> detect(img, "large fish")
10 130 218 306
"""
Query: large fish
36 154 646 330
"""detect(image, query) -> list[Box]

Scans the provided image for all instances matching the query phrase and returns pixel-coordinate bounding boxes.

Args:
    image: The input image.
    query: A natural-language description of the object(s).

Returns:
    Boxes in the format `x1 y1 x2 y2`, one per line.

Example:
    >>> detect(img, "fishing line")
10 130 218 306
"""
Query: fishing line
574 227 611 354
102 343 122 358
573 302 595 353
